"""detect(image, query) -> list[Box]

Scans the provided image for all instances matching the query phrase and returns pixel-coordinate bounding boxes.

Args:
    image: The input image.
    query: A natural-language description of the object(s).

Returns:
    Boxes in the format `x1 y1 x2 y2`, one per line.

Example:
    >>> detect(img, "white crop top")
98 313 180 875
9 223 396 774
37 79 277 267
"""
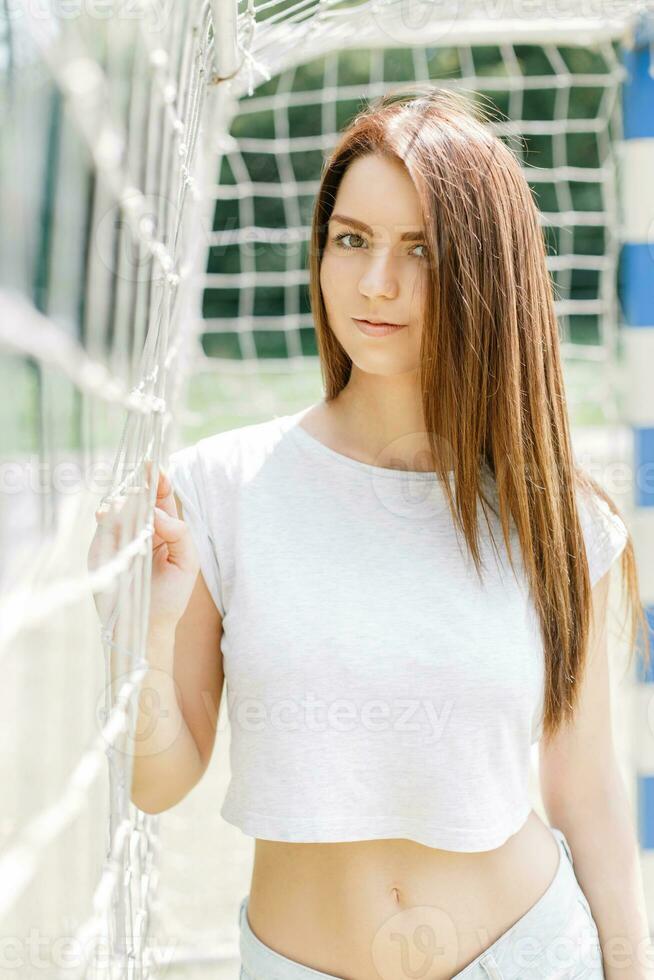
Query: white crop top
167 403 629 851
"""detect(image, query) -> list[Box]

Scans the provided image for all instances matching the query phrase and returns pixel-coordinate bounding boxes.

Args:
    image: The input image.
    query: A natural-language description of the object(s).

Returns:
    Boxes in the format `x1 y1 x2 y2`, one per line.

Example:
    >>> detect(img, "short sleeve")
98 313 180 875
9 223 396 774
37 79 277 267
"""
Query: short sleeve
166 444 225 617
577 488 629 588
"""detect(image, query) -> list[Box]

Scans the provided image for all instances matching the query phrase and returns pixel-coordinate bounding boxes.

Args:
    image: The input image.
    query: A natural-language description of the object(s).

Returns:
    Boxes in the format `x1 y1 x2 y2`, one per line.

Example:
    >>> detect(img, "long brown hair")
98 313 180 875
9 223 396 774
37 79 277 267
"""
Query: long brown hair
308 83 650 742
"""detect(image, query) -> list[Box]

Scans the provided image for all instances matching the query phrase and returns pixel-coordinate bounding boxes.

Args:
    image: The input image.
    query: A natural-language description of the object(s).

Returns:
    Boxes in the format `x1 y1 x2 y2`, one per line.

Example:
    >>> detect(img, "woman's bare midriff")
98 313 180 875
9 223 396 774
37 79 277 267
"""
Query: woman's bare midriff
245 809 560 980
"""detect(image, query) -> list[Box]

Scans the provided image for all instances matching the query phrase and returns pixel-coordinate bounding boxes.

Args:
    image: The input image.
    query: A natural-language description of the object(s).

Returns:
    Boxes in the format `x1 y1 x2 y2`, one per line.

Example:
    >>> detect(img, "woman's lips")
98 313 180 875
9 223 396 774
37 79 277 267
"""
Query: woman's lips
352 318 408 337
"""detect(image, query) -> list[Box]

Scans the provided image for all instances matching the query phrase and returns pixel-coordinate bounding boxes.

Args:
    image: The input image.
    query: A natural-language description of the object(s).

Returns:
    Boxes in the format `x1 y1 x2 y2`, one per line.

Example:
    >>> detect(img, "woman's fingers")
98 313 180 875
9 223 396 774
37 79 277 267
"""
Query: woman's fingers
152 506 194 569
90 465 199 630
144 459 178 521
155 468 179 521
94 471 178 557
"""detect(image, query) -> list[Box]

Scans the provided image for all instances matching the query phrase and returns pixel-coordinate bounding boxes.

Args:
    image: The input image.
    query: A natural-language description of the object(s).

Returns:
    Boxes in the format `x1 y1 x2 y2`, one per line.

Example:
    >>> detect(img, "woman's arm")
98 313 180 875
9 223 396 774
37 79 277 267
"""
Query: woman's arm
129 485 225 814
539 571 653 980
131 568 224 813
91 470 224 814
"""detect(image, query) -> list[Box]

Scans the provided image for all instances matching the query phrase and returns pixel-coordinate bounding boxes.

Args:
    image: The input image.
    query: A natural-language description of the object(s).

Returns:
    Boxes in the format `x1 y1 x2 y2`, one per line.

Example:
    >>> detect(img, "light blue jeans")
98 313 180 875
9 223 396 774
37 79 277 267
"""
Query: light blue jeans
238 827 604 979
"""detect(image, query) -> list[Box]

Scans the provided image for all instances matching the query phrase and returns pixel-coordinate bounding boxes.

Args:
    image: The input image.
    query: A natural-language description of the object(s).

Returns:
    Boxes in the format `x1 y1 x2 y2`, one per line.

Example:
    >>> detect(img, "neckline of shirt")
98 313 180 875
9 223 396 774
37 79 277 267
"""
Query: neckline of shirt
282 403 456 481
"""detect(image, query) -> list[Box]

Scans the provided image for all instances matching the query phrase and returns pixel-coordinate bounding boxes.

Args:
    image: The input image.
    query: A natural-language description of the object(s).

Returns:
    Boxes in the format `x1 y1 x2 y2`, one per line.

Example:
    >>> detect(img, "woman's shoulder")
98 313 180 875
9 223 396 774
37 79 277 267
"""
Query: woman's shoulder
170 413 290 476
477 463 628 588
574 478 629 588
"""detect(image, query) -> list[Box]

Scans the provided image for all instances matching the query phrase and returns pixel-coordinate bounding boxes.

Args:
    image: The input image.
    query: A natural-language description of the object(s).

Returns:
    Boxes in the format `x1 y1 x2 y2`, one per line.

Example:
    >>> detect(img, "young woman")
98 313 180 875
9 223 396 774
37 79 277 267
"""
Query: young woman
140 87 652 979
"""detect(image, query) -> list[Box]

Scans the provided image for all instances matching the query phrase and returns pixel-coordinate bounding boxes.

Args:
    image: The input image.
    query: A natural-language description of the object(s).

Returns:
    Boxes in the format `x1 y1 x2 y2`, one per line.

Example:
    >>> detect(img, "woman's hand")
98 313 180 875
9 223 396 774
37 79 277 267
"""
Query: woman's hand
148 466 199 630
88 463 199 635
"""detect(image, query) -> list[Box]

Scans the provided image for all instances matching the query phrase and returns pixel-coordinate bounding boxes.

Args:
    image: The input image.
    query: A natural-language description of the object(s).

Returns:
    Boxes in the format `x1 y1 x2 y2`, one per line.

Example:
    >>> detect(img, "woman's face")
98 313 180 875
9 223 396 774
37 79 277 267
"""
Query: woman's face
319 154 428 377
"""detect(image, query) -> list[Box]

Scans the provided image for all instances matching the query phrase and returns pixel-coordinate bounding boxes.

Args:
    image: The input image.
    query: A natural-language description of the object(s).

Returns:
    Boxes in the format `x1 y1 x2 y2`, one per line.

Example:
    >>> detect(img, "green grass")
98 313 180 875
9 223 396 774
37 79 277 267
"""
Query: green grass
0 351 622 458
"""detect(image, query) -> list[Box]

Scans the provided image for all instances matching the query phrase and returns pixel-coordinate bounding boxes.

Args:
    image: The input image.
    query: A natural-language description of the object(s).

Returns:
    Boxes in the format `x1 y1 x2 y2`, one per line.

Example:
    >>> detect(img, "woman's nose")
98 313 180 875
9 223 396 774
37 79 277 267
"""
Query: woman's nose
358 252 399 300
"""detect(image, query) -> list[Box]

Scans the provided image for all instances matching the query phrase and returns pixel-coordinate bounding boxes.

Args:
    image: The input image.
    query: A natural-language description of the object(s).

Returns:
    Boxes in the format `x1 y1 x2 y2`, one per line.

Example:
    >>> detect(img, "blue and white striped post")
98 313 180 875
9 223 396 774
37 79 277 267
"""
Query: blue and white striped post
621 11 654 930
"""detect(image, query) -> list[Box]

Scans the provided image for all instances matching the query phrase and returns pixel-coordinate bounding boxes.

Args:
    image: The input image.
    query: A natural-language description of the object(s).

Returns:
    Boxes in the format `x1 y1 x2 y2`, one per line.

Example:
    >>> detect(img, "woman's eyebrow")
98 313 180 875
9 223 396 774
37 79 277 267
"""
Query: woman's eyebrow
330 213 426 241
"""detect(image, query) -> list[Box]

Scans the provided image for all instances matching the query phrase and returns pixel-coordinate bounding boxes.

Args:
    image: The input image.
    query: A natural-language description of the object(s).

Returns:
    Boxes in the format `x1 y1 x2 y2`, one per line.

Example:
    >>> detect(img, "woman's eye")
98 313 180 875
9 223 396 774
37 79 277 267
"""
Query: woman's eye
411 243 428 259
334 232 365 249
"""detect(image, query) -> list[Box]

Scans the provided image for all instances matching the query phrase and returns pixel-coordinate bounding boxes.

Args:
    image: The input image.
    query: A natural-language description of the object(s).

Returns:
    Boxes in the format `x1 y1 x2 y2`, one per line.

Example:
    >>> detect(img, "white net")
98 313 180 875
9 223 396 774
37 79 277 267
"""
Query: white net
0 1 216 976
183 3 653 439
0 0 649 977
231 0 645 97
